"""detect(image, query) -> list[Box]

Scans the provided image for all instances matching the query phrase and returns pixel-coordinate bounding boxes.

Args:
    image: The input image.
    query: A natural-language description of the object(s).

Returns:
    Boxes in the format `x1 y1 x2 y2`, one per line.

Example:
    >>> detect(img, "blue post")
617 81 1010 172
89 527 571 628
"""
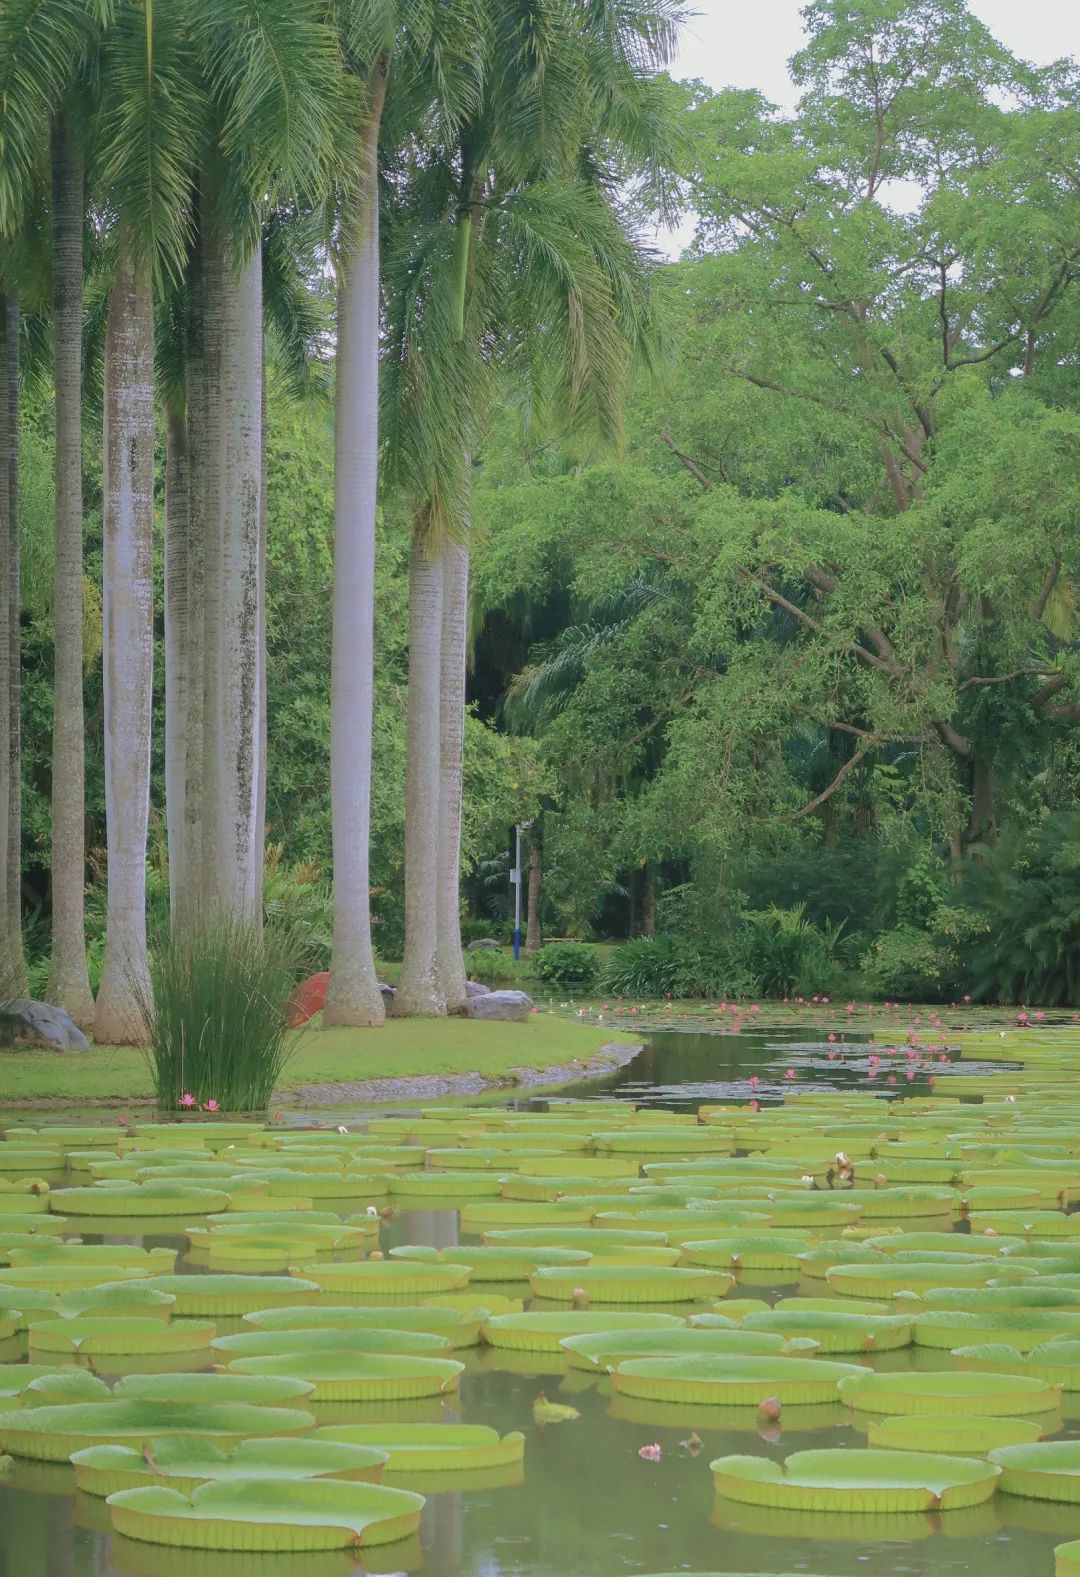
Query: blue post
512 823 523 961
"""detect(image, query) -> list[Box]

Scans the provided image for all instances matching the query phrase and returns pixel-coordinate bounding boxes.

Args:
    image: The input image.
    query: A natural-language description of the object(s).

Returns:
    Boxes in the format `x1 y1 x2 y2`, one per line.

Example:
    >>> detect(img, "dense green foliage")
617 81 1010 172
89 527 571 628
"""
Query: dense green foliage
533 942 600 988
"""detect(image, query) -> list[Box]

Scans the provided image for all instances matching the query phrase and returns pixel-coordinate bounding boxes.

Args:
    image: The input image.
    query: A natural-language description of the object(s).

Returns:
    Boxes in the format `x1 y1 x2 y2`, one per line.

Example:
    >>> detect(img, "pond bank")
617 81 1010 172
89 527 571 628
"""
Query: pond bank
0 1018 641 1108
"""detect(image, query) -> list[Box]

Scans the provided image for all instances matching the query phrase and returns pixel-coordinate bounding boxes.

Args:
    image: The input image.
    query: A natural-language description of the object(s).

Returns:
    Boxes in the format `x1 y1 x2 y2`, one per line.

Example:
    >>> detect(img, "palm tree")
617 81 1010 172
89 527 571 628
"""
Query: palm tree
0 289 20 995
46 116 94 1026
385 0 679 1013
323 38 390 1028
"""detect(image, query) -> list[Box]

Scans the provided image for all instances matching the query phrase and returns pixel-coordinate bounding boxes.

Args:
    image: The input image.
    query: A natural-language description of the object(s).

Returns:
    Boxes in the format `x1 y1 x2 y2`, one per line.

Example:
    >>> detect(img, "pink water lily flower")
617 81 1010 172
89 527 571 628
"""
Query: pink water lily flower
784 1068 797 1080
827 1032 837 1043
203 1099 220 1113
179 1093 197 1108
638 1443 662 1462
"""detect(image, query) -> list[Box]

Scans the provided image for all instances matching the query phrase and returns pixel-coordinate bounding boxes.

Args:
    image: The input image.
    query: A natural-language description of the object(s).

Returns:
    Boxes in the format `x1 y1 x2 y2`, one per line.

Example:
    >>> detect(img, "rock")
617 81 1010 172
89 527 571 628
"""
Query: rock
465 980 490 998
379 983 398 1015
465 939 502 952
0 999 91 1052
464 989 534 1023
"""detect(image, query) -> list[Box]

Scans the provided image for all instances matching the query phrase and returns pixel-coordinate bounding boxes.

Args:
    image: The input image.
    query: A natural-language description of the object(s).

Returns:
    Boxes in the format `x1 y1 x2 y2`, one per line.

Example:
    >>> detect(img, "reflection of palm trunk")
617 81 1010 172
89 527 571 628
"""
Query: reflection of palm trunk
436 539 468 1010
525 837 542 953
325 71 387 1027
95 232 154 1045
45 119 90 1019
0 294 23 995
397 535 446 1016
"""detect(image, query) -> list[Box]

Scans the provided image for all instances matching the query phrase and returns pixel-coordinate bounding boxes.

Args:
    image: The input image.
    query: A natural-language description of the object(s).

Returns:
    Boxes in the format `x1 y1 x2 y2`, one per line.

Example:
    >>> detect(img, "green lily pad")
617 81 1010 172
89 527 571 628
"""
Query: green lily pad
141 1276 320 1316
223 1352 464 1401
838 1369 1060 1416
612 1355 862 1406
560 1327 813 1370
112 1374 315 1407
529 1265 733 1303
1057 1540 1080 1575
914 1310 1080 1351
57 1283 176 1320
0 1364 80 1404
0 1401 315 1461
212 1327 453 1359
482 1311 685 1352
710 1448 1000 1511
73 1436 388 1497
989 1441 1080 1502
51 1184 231 1216
679 1234 814 1272
312 1422 524 1472
389 1245 591 1281
105 1477 424 1551
289 1262 471 1295
742 1310 913 1353
826 1260 1002 1299
242 1304 484 1347
868 1415 1046 1454
28 1319 216 1357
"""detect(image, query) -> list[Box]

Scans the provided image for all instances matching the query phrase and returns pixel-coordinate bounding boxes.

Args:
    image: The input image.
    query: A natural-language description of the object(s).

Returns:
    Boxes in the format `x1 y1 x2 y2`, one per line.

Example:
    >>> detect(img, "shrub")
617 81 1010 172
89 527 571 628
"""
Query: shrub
533 941 600 988
955 813 1080 1004
603 936 682 998
465 949 526 987
461 917 508 947
861 927 958 1002
135 916 301 1113
741 905 845 997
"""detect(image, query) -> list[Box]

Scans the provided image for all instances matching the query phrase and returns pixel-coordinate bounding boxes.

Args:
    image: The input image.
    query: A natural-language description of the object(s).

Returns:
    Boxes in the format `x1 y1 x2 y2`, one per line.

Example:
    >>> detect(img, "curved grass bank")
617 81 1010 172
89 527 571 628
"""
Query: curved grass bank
0 1020 642 1108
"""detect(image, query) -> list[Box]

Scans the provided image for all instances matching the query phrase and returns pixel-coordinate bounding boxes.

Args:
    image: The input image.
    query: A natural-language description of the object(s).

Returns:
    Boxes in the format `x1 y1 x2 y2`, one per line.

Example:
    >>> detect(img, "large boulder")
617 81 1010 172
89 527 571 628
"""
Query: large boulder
0 999 90 1052
380 982 398 1014
465 938 502 952
465 979 490 998
464 989 534 1023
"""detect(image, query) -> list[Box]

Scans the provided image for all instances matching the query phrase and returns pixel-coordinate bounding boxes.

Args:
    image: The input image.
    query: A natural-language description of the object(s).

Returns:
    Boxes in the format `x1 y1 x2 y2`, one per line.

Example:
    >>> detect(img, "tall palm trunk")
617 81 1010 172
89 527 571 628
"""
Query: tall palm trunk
210 243 263 916
45 120 91 1023
396 533 446 1016
94 233 154 1045
163 398 189 919
325 67 387 1027
0 294 22 994
525 835 542 953
3 296 21 990
435 538 468 1010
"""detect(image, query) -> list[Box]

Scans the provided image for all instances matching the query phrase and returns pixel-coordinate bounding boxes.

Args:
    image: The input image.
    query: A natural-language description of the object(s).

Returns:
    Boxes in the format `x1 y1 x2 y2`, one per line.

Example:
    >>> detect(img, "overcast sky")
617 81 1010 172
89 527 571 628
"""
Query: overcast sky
671 0 1078 107
660 0 1077 252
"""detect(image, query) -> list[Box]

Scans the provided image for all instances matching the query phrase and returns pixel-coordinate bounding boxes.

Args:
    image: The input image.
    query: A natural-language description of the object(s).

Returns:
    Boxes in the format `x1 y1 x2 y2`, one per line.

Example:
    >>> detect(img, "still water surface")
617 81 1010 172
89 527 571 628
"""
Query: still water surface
0 1025 1062 1577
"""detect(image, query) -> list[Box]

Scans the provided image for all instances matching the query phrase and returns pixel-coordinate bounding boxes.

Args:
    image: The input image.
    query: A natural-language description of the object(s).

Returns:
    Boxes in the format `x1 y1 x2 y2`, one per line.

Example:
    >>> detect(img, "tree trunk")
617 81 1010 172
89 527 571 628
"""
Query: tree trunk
94 233 154 1045
436 538 469 1010
45 120 91 1023
163 398 189 920
324 68 386 1028
210 242 263 917
396 534 446 1016
643 860 656 937
0 294 23 996
966 757 996 851
525 836 543 954
255 339 267 914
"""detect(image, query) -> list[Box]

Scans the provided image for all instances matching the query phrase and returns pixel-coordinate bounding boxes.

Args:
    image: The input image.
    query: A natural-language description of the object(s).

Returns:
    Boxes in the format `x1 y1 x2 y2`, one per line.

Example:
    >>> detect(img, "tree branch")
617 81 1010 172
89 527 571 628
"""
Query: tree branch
1032 672 1069 711
739 569 901 675
956 667 1060 695
792 750 867 819
659 430 712 490
933 719 972 757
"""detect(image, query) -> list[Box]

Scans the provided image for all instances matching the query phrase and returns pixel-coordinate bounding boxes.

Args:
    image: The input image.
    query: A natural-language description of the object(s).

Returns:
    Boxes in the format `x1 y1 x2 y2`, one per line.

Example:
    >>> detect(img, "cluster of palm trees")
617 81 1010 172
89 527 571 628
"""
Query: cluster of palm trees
0 0 679 1040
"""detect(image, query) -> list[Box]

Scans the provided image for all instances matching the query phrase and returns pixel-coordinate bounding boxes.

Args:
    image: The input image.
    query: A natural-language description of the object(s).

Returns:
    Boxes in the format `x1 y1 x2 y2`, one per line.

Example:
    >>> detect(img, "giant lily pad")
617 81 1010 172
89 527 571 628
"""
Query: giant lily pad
914 1311 1080 1351
611 1355 862 1406
559 1327 813 1370
222 1352 464 1401
51 1184 231 1217
989 1441 1080 1502
28 1319 216 1358
289 1262 471 1296
826 1260 1002 1299
212 1328 453 1359
241 1305 484 1347
389 1245 591 1281
868 1416 1046 1454
387 1172 505 1198
312 1422 524 1473
710 1448 1000 1511
838 1369 1060 1416
6 1243 177 1269
141 1276 320 1317
459 1203 594 1230
0 1401 315 1461
529 1266 733 1303
679 1234 813 1272
482 1227 669 1250
743 1310 913 1354
57 1283 176 1320
1057 1540 1080 1574
0 1264 154 1294
482 1311 685 1353
73 1436 388 1498
112 1375 315 1408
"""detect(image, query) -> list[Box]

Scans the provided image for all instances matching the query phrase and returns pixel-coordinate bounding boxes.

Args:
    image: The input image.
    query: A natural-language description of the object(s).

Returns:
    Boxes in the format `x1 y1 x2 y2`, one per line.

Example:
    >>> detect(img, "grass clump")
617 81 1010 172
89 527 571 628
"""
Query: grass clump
135 916 300 1113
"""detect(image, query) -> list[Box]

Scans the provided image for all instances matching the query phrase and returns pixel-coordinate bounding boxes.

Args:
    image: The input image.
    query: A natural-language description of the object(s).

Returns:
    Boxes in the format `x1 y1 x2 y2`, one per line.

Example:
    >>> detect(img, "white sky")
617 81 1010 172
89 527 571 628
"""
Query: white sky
661 0 1079 252
671 0 1078 108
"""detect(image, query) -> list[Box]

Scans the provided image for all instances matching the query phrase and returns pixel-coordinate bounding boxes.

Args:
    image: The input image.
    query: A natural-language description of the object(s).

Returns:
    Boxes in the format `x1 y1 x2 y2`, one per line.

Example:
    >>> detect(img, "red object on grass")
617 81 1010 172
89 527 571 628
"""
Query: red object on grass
288 970 330 1028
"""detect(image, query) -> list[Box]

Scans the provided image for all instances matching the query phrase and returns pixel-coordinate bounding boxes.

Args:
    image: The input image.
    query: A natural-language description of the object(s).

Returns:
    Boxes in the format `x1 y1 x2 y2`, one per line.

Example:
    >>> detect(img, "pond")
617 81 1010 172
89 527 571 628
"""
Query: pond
0 1017 1070 1577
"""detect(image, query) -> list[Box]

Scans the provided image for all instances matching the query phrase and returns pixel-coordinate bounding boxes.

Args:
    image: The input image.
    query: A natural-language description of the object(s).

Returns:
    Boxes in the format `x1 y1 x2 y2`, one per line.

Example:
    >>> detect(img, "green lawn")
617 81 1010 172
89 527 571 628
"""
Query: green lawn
0 1016 639 1104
